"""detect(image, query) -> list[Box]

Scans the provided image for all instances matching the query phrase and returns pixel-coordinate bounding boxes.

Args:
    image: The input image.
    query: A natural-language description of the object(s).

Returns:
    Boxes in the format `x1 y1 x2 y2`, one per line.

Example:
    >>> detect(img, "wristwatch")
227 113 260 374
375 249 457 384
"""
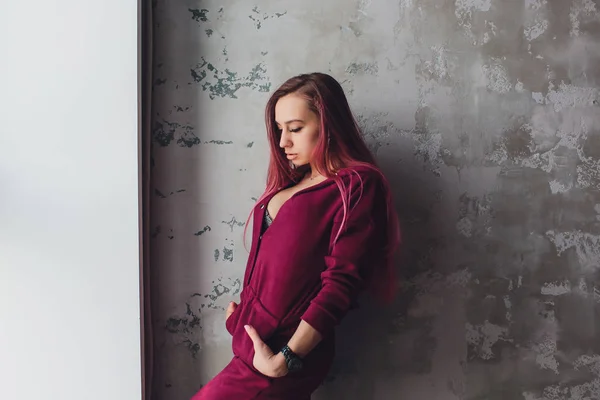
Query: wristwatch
280 345 303 373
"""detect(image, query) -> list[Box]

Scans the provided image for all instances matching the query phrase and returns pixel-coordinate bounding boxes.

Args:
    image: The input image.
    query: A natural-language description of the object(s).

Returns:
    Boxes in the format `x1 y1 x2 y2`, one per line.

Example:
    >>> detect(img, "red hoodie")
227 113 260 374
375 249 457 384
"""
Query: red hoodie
225 165 389 373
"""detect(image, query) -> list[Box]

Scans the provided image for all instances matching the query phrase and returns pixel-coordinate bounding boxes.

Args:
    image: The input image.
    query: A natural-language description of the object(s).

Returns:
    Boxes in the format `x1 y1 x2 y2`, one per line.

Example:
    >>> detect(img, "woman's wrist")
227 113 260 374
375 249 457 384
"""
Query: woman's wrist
272 352 289 377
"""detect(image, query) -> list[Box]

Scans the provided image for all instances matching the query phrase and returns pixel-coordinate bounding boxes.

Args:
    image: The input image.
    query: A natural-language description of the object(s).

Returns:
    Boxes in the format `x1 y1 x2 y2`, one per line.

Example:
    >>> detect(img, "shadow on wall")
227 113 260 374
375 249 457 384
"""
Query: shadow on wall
149 3 215 396
314 132 452 399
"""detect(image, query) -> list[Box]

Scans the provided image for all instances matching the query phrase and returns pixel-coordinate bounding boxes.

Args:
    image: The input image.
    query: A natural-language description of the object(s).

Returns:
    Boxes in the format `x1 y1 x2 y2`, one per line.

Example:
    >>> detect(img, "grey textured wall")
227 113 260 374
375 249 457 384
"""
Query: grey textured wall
150 1 600 399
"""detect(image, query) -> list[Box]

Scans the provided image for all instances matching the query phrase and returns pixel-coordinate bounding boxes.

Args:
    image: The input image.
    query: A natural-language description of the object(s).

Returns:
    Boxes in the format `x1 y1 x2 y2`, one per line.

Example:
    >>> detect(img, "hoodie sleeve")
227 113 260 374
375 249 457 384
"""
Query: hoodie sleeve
300 171 386 337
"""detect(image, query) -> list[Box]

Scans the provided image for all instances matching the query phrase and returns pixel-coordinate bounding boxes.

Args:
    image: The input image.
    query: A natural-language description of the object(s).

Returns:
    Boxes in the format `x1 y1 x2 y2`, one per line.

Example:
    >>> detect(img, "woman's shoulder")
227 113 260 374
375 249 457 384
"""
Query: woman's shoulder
331 165 389 212
335 164 386 188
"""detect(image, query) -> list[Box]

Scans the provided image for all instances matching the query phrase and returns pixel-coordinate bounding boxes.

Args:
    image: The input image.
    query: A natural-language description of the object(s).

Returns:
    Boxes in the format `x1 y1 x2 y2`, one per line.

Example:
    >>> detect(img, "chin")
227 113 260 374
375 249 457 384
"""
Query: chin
292 161 309 168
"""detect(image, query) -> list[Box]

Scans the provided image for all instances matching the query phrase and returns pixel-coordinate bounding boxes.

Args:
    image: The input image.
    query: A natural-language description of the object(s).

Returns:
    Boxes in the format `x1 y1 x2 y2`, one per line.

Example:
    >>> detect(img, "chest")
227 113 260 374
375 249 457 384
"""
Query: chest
247 183 341 289
254 192 336 285
267 178 326 219
266 187 296 220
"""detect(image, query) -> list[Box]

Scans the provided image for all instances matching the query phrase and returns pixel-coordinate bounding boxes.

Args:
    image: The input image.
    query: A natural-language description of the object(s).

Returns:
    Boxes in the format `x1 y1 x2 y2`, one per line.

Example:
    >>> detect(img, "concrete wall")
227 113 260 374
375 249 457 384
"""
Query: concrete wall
0 1 141 399
150 1 600 399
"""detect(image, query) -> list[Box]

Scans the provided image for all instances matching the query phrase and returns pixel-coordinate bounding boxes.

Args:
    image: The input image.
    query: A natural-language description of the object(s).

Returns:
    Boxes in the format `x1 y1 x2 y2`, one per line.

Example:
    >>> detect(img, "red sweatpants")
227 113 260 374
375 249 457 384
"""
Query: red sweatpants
191 348 333 400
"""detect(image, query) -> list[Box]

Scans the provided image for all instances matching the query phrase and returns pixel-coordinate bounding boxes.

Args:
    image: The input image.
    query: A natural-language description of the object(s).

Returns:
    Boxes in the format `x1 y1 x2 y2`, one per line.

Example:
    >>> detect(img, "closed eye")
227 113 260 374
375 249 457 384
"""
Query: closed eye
290 127 303 133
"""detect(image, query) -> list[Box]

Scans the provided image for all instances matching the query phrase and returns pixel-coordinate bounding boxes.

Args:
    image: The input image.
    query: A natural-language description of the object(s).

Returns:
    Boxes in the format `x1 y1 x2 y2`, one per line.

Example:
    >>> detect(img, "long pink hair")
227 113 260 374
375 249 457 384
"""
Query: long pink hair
245 72 401 303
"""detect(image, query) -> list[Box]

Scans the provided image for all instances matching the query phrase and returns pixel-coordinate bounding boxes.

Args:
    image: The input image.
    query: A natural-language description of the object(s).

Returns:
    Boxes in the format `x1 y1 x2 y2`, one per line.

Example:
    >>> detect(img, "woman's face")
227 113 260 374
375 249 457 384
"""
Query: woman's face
274 93 320 168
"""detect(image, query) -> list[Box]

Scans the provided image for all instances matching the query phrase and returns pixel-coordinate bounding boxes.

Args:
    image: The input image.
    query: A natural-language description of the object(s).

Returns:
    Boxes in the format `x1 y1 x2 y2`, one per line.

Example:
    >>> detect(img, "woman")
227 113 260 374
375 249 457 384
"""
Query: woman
192 72 401 399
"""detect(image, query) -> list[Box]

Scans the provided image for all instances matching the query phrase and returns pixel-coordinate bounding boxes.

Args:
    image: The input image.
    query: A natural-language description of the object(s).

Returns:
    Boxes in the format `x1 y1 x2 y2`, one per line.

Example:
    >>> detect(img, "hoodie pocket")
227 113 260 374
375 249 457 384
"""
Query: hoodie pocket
231 286 280 369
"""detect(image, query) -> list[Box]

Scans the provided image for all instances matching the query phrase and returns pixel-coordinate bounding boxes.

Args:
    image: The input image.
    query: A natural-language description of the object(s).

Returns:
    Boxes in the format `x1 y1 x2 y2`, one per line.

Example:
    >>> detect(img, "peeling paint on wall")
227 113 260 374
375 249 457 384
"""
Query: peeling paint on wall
346 61 379 75
189 8 209 23
466 320 509 360
248 6 287 30
165 294 203 359
194 226 211 236
547 230 600 270
221 216 245 232
152 119 199 147
191 57 271 99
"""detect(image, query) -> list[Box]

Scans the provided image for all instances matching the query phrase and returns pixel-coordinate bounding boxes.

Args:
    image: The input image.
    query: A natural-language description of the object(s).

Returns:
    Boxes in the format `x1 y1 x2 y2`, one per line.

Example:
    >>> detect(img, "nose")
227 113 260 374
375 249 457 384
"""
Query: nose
279 128 292 148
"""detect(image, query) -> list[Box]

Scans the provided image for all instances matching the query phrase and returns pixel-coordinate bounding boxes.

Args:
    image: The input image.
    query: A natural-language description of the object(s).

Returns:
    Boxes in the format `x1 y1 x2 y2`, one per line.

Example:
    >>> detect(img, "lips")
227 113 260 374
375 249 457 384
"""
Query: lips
286 153 298 160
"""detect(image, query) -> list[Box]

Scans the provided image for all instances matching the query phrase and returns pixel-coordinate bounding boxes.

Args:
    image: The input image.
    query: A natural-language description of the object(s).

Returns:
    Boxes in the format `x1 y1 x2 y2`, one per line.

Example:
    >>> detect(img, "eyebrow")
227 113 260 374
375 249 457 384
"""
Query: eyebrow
276 119 304 125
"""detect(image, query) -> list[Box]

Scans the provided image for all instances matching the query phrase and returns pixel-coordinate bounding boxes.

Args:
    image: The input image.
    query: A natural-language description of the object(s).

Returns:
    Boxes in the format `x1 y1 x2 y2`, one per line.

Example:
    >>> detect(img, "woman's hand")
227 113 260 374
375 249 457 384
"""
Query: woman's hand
244 325 289 378
225 301 237 321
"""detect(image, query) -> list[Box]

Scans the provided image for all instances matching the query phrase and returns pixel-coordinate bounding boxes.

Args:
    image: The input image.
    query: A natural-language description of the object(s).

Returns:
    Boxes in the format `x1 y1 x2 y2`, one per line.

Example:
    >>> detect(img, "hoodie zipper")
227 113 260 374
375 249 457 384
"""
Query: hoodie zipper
246 203 266 286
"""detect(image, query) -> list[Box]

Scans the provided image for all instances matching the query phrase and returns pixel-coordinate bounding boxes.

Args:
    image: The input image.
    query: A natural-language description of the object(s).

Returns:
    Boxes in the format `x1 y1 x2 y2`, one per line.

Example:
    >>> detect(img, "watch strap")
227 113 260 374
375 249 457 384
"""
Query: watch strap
280 345 303 372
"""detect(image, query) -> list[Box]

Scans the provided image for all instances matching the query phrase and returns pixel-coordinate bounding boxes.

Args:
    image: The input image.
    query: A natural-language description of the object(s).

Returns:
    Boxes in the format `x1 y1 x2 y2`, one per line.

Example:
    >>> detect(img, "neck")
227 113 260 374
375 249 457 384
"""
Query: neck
304 164 321 181
308 159 338 180
306 171 320 180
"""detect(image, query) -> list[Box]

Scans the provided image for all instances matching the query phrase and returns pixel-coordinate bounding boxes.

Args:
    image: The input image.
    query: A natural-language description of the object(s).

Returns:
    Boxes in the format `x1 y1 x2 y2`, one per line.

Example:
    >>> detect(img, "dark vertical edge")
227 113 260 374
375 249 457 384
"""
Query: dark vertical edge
139 0 154 398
